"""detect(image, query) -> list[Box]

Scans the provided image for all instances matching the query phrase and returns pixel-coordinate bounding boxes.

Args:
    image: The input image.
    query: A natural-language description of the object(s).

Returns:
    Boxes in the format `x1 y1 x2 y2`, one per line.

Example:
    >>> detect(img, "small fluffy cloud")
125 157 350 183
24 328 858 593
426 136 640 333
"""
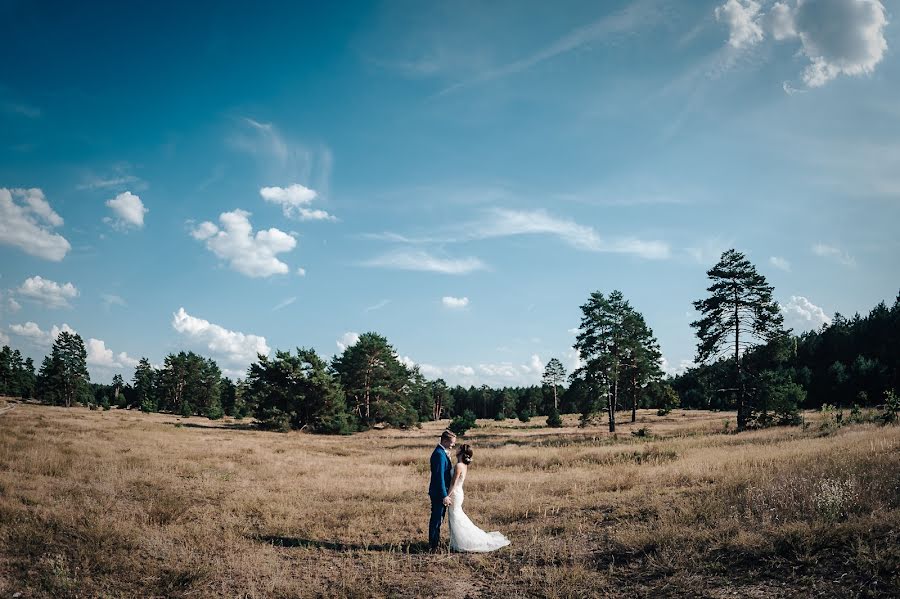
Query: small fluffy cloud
17 276 79 308
9 321 76 346
7 297 21 313
105 191 148 229
781 295 831 332
336 331 360 352
86 338 139 369
715 0 765 48
172 307 270 365
661 356 696 376
0 188 71 261
812 243 855 266
362 250 487 275
769 256 791 271
715 0 889 88
191 209 297 277
792 0 888 87
442 296 469 309
259 184 336 221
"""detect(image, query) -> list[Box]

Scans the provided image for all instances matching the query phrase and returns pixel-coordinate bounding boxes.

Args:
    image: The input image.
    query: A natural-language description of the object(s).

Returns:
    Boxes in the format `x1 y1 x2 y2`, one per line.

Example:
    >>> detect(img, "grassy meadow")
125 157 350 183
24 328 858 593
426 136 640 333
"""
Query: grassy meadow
0 401 898 598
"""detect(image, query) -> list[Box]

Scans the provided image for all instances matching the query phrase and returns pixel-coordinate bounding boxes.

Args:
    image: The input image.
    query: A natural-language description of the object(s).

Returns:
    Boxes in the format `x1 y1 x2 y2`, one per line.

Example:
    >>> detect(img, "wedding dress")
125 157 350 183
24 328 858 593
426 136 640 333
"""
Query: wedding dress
448 466 511 552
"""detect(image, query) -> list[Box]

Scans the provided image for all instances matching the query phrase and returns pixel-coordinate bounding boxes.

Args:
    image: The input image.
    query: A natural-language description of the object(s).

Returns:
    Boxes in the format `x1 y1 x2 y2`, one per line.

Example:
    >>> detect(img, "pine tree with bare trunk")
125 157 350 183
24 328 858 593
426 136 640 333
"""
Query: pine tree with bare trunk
691 249 785 431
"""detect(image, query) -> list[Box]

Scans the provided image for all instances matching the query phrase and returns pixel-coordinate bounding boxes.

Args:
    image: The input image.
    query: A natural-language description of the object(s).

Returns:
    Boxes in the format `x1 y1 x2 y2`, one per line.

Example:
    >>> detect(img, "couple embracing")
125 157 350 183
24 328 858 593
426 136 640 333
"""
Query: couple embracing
428 429 511 553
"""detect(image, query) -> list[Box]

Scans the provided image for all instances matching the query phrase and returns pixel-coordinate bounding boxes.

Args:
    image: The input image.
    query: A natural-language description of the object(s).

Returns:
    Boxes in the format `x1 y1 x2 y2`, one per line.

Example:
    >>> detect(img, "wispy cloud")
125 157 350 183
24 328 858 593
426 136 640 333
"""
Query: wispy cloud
362 249 487 275
229 117 332 192
812 243 855 267
769 256 791 272
365 299 391 312
439 0 667 95
272 296 297 311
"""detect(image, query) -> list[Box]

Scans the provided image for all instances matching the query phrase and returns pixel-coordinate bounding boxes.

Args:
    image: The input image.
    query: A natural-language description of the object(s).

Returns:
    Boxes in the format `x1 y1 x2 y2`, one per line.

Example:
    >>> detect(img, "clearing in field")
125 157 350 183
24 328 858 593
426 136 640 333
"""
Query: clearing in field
1 403 898 598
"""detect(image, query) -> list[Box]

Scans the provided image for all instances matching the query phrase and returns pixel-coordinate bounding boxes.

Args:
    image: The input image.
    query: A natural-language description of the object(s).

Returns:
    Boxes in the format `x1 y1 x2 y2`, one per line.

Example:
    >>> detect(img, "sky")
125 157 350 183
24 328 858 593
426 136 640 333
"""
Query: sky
1 0 898 385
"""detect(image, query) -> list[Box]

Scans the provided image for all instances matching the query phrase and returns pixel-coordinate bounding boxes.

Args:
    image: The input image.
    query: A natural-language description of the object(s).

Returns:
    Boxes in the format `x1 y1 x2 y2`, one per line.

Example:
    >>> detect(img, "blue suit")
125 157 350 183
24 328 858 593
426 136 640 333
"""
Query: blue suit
428 445 452 548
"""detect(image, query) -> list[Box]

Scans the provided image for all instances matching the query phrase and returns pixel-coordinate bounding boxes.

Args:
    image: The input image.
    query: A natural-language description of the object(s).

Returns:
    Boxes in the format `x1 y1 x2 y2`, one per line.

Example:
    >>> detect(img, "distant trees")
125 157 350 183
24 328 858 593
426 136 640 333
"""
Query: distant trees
36 332 91 407
0 346 35 398
331 332 417 428
157 351 222 417
132 357 156 412
573 290 661 432
691 250 786 430
541 358 566 411
247 348 351 433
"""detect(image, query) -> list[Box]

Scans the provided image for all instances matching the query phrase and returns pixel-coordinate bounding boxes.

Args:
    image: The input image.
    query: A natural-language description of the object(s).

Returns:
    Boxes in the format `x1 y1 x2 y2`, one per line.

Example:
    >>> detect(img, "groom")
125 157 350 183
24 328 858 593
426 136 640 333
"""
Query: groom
428 429 456 551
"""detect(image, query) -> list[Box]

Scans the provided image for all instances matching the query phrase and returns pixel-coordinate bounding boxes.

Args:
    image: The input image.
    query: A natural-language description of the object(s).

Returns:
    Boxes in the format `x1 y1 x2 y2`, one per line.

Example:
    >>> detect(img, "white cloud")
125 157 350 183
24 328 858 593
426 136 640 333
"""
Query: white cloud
477 362 521 378
296 267 307 277
792 0 888 87
362 249 487 274
471 208 670 259
105 191 148 229
449 365 475 377
720 0 889 88
812 243 855 266
769 256 791 271
522 353 544 374
86 338 139 369
259 184 336 221
441 296 469 309
715 0 765 49
191 221 218 240
336 331 360 352
781 295 831 332
17 275 79 308
0 188 71 261
661 356 696 376
9 321 76 346
190 209 297 277
769 2 796 39
171 307 270 365
272 296 297 311
7 297 21 313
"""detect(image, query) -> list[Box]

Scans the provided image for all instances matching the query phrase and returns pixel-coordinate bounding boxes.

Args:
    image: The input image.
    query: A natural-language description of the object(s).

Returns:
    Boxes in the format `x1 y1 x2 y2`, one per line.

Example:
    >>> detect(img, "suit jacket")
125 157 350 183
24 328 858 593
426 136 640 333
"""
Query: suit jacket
428 445 452 500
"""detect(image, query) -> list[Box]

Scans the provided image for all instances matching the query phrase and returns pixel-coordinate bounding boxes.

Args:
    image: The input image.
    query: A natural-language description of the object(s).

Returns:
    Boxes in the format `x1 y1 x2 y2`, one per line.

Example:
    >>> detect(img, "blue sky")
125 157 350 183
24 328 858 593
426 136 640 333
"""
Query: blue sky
1 0 898 384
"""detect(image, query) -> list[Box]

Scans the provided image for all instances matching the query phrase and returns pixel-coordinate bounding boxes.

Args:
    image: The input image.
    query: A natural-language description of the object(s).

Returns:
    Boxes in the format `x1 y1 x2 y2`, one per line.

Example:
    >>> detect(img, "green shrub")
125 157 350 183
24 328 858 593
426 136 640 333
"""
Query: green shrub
205 403 224 420
880 390 899 424
546 407 563 428
449 410 477 436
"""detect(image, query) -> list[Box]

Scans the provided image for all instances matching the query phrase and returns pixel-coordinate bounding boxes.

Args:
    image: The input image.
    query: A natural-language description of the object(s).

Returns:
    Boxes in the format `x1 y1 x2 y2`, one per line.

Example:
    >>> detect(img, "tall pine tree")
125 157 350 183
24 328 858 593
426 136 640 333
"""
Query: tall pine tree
691 249 785 430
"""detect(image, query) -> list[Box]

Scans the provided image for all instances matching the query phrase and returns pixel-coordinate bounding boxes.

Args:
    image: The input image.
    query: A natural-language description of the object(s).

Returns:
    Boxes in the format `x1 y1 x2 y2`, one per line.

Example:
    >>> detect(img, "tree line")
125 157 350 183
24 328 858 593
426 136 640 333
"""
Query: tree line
3 248 897 434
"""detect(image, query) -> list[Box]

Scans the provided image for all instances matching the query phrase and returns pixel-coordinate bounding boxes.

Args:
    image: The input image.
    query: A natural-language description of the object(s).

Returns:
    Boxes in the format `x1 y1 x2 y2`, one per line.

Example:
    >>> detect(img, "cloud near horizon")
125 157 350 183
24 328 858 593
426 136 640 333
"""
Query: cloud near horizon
172 307 270 366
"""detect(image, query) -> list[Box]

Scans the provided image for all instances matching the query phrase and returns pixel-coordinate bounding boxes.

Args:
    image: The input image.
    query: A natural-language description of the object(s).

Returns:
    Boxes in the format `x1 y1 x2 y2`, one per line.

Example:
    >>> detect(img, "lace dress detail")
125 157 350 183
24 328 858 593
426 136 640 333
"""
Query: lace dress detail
448 466 511 553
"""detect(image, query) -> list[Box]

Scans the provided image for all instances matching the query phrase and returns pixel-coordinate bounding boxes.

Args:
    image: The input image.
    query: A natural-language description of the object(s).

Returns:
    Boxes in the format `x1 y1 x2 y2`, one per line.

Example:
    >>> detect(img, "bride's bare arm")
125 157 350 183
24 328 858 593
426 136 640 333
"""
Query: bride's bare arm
446 463 466 498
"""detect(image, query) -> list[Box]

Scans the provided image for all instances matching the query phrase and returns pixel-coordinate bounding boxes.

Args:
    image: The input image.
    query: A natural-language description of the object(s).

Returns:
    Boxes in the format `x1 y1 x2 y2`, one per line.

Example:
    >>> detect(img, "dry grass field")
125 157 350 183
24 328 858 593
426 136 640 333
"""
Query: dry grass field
0 402 898 598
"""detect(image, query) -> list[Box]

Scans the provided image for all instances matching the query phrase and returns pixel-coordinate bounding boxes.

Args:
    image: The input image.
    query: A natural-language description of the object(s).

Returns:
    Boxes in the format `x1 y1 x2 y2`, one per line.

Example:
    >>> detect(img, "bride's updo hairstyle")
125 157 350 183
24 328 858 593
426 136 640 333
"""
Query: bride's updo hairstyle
457 444 473 465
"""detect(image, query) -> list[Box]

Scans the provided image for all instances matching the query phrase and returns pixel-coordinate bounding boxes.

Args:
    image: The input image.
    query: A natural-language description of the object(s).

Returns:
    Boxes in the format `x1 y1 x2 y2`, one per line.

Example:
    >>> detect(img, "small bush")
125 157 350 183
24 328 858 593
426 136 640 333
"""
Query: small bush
880 390 899 425
546 407 563 428
631 426 650 438
205 404 225 420
814 478 859 522
449 410 477 436
518 410 531 423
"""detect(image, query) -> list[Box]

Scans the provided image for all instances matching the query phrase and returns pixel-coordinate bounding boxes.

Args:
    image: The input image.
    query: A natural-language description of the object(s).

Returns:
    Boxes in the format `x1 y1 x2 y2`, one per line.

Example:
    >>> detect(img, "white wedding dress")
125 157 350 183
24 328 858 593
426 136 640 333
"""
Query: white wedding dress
448 466 511 552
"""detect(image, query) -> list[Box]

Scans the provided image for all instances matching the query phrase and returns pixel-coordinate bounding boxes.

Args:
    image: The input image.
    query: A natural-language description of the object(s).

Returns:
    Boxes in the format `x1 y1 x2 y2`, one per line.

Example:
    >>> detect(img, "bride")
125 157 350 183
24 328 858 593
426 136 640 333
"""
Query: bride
446 444 511 553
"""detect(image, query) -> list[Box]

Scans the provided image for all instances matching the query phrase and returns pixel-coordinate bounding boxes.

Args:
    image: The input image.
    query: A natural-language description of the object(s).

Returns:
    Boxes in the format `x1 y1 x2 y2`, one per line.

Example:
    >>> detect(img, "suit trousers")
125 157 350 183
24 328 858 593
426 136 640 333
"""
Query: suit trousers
429 498 446 548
